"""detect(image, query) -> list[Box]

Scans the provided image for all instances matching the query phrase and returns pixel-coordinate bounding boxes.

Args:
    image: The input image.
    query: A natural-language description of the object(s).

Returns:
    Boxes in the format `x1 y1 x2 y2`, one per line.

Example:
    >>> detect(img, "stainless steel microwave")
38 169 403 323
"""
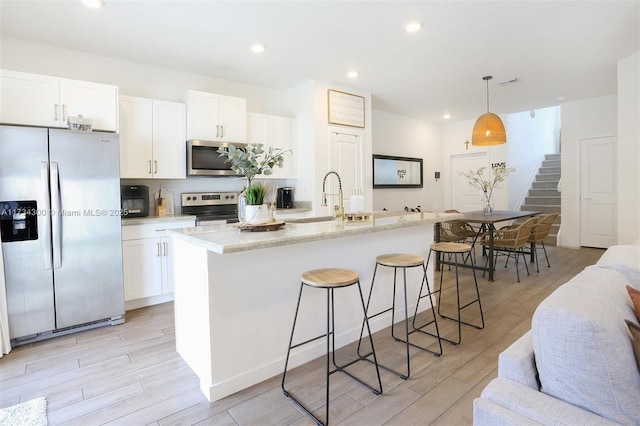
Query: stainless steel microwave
187 140 247 177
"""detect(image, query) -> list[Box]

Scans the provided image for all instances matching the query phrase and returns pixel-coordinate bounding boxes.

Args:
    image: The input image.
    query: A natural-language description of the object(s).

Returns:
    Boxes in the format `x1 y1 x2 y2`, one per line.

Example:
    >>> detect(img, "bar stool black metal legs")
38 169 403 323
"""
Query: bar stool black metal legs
282 268 382 426
428 242 484 345
357 254 442 381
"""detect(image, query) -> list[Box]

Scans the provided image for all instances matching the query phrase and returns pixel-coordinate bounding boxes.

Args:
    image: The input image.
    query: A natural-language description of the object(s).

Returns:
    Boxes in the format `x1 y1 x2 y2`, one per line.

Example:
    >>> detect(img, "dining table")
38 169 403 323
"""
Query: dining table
436 210 542 281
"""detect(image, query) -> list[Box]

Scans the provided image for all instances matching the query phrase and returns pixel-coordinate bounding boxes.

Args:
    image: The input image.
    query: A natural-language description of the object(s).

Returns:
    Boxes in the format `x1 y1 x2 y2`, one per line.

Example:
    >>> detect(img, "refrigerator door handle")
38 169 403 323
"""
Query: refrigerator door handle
51 161 62 268
41 162 53 270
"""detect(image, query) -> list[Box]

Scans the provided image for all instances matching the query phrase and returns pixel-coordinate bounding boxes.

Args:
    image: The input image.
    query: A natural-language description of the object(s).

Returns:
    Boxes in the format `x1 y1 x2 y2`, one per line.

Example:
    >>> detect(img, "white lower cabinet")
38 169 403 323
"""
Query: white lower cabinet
121 218 195 310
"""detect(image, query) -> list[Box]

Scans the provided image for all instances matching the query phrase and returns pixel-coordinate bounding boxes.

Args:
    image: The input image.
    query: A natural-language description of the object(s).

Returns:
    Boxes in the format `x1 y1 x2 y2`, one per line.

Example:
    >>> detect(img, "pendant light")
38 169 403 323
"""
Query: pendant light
472 76 506 146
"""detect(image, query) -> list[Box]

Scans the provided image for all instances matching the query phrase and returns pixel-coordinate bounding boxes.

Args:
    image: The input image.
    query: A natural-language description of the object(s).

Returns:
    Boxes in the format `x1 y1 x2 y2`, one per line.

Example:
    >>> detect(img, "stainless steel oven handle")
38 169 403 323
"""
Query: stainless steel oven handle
50 162 62 268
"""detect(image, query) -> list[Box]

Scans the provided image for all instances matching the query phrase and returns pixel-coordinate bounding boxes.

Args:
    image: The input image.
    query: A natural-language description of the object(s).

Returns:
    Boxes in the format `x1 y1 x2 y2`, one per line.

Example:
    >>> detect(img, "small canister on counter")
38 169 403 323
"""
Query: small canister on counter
276 187 294 209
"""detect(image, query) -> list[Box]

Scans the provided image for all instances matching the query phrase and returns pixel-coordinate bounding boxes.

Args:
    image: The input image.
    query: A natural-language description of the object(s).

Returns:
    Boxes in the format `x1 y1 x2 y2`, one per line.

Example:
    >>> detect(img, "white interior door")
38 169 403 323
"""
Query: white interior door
451 152 487 212
580 136 617 248
329 131 363 214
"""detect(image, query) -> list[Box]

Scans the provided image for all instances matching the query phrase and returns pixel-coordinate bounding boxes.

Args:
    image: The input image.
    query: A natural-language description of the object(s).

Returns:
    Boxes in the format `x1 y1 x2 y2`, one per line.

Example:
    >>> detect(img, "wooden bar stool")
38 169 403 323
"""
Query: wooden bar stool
282 268 382 426
357 254 442 380
426 242 484 345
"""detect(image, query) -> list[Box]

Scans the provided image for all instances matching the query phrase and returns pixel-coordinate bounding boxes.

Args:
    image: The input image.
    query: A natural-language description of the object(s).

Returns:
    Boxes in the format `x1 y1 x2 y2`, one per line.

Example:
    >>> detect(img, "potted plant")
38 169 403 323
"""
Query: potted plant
243 182 271 224
218 143 290 223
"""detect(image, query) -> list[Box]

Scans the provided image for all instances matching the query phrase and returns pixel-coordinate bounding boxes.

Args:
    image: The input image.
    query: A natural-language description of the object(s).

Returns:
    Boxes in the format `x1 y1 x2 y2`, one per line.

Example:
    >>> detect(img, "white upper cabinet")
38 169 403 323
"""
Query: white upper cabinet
152 100 187 179
247 112 296 179
0 69 118 131
186 90 246 143
119 96 186 179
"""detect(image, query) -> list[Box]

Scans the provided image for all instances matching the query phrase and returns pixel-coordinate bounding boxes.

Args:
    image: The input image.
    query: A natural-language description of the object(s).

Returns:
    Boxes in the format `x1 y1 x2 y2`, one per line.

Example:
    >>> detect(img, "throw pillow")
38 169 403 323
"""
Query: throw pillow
628 285 640 322
627 320 640 372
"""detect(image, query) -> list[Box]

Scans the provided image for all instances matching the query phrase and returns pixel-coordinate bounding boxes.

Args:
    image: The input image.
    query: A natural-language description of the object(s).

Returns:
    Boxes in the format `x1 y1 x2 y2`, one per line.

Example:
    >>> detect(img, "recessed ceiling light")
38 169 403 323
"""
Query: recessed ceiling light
250 44 266 54
443 114 451 120
347 70 359 79
81 0 104 8
405 22 422 33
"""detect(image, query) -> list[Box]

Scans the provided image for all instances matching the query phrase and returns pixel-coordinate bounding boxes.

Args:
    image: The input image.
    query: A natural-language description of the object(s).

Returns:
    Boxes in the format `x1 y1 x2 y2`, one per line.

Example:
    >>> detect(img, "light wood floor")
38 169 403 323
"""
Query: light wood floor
0 246 604 425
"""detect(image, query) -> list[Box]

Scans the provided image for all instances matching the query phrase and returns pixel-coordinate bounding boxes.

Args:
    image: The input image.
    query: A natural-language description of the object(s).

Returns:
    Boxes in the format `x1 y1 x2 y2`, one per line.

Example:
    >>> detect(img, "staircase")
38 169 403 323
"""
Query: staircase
520 153 561 245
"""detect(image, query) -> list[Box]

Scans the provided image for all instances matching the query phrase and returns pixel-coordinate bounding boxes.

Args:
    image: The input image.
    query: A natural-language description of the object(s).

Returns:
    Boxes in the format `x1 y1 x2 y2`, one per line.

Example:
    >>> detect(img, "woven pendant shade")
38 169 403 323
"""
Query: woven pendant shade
472 112 506 146
472 76 506 146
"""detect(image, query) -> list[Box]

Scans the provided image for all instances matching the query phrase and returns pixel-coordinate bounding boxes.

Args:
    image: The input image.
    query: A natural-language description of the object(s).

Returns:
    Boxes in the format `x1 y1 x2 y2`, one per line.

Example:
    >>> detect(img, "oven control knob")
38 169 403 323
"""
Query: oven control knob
230 195 235 200
186 196 192 201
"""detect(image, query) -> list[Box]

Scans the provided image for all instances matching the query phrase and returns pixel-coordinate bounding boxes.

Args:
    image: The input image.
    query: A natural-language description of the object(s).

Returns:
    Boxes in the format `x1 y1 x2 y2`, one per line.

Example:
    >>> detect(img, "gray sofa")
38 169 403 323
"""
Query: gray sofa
473 243 640 425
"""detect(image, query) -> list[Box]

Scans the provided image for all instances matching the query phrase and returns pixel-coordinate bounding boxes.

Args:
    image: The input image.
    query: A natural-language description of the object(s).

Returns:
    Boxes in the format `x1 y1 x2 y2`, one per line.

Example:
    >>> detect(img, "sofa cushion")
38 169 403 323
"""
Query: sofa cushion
596 244 640 271
477 378 621 426
497 331 540 390
532 266 640 425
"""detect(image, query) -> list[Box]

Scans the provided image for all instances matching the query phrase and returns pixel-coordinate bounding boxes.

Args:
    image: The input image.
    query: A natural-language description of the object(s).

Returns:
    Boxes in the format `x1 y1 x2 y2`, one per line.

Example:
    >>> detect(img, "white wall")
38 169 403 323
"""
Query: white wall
371 110 444 212
617 52 640 244
506 106 561 209
560 94 618 247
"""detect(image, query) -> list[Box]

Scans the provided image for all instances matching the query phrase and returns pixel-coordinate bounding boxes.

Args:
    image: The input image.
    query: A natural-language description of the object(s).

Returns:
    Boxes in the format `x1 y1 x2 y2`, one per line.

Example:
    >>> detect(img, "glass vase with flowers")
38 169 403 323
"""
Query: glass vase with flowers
460 165 515 215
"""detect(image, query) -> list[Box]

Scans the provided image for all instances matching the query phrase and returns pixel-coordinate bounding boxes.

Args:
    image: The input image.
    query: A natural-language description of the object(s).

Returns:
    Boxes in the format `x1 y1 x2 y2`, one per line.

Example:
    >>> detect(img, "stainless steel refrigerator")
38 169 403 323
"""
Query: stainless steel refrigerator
0 125 124 344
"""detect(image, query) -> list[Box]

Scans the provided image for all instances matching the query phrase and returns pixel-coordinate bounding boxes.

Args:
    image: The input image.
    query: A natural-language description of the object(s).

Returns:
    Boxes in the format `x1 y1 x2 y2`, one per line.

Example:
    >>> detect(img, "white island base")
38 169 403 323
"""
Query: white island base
169 213 458 402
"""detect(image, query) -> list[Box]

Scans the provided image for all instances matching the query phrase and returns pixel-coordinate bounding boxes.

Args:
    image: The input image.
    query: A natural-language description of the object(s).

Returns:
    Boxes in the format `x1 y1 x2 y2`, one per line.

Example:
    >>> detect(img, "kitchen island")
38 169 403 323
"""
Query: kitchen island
167 211 461 402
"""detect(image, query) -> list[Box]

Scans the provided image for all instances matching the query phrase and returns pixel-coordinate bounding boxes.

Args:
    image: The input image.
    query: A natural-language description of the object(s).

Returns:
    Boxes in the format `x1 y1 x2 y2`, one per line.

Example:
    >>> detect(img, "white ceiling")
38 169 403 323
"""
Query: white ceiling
1 0 638 123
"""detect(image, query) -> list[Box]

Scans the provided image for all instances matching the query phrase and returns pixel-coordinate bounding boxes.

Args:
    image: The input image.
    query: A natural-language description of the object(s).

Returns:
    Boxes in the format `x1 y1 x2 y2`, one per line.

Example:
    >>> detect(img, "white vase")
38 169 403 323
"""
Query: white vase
245 204 271 225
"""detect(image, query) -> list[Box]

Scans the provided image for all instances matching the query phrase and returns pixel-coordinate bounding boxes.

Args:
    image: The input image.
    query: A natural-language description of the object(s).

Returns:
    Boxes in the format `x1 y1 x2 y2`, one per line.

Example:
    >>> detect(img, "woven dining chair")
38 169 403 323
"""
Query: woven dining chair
441 209 483 263
481 216 539 282
528 212 560 273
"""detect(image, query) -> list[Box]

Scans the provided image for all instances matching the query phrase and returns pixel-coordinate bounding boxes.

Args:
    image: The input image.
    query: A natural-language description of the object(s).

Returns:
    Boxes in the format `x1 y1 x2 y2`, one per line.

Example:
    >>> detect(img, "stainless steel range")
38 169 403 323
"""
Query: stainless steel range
181 192 239 225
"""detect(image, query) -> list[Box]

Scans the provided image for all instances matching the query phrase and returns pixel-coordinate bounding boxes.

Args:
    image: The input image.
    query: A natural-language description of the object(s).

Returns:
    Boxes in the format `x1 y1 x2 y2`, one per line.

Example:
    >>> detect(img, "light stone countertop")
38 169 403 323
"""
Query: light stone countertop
167 211 462 254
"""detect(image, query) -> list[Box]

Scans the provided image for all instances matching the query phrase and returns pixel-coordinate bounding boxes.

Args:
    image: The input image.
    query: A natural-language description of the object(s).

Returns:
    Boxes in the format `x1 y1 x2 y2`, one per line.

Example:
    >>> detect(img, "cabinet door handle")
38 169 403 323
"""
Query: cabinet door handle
163 241 168 256
54 104 59 121
157 242 162 257
148 160 152 175
154 160 158 174
220 125 224 138
62 104 67 121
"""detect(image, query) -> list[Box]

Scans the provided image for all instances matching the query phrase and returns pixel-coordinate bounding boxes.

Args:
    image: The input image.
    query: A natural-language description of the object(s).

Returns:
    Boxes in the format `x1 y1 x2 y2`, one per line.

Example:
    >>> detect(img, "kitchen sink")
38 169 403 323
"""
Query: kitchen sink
284 215 335 224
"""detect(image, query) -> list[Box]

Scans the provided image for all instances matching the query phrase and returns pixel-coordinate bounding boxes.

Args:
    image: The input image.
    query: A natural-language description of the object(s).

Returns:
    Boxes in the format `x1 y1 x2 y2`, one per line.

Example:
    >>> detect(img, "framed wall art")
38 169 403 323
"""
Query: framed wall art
328 89 365 128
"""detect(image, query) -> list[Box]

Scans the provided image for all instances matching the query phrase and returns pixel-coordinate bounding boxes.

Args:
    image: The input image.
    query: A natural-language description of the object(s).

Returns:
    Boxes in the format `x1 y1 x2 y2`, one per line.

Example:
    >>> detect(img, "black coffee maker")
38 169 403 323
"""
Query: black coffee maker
276 187 294 209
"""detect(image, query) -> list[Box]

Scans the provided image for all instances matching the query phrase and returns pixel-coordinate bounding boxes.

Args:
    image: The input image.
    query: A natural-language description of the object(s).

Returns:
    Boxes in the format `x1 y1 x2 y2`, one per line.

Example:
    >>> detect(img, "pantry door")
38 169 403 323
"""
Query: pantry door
580 136 617 248
450 152 488 212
